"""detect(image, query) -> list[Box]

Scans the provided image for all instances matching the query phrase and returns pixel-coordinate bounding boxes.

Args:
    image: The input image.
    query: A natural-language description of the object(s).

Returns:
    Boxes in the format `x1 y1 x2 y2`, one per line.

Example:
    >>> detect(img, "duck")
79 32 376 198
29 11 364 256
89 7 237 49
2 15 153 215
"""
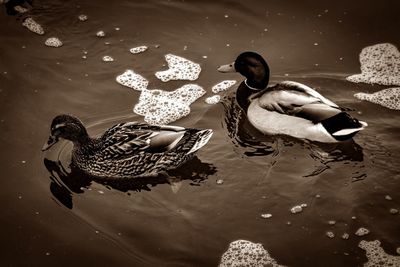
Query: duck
42 114 213 179
218 51 367 143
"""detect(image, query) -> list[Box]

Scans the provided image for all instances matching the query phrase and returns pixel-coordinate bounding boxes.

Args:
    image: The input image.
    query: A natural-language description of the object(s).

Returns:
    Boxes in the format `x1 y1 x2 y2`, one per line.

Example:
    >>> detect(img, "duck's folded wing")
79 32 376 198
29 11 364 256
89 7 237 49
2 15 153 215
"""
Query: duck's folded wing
101 130 153 159
288 103 342 122
278 81 339 108
257 89 325 113
101 123 187 159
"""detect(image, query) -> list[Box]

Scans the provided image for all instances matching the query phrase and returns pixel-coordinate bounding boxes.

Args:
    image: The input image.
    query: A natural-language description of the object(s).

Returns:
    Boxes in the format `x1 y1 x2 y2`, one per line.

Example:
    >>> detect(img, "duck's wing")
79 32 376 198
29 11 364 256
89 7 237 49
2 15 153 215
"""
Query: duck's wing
277 81 339 108
255 81 342 122
100 122 187 160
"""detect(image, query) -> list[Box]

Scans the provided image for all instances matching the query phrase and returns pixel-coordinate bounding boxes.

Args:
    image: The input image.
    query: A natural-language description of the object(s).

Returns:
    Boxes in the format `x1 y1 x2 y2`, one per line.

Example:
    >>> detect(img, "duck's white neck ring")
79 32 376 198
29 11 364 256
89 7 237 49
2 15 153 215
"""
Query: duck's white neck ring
244 79 263 91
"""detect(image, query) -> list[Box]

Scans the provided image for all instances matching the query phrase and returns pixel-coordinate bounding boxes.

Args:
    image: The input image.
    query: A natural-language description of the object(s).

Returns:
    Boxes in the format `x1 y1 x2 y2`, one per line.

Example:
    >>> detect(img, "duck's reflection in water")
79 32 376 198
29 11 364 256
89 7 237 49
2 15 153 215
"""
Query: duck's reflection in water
44 157 217 209
222 93 365 179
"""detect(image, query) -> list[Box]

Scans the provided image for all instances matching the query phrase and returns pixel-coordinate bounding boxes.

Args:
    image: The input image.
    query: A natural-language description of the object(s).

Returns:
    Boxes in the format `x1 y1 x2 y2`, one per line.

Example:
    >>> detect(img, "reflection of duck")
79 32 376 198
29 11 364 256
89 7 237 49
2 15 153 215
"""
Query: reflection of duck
44 157 217 209
42 114 213 179
218 52 367 143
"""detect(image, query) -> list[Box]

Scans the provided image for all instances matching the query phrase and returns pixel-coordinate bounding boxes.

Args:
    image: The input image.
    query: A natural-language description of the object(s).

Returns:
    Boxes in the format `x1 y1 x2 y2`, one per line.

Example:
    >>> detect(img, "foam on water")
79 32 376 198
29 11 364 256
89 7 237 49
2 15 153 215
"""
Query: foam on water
96 30 105 37
78 14 88 21
45 37 63 48
134 84 205 125
116 70 149 91
205 95 221 104
355 227 370 236
212 80 237 93
22 17 44 35
354 87 400 110
359 240 400 267
14 5 28 13
102 56 114 62
347 43 400 86
219 240 284 267
155 54 201 82
130 46 148 54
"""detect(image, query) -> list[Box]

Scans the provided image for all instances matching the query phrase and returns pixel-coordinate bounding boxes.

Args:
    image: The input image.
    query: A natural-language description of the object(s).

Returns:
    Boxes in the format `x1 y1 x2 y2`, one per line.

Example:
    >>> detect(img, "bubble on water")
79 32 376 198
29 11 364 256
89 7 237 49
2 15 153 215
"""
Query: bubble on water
130 46 148 54
219 240 284 267
45 37 63 48
155 54 201 82
78 14 88 21
216 179 224 185
347 43 400 86
385 195 393 200
389 208 399 215
14 5 28 13
342 233 350 240
205 95 221 105
134 84 205 125
355 227 370 236
116 70 149 91
354 87 400 110
328 220 336 225
359 240 400 267
326 231 335 238
96 30 105 37
212 80 237 93
261 213 272 219
290 204 307 214
102 56 114 62
22 17 44 35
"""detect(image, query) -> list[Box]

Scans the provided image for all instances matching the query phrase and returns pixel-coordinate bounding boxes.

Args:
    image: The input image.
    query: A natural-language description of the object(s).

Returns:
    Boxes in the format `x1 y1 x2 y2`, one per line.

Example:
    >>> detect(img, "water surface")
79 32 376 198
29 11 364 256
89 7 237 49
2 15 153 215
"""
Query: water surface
1 0 399 266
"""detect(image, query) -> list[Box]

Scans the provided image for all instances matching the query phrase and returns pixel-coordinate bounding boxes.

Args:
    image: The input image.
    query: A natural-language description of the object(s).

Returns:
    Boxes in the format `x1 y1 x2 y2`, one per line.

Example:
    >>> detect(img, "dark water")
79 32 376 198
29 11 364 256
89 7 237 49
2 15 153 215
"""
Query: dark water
1 0 400 266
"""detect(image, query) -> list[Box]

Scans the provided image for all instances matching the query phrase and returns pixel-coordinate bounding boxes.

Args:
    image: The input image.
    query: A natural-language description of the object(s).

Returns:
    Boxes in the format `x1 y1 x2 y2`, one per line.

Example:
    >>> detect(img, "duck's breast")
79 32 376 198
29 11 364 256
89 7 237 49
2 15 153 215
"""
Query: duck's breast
247 100 337 143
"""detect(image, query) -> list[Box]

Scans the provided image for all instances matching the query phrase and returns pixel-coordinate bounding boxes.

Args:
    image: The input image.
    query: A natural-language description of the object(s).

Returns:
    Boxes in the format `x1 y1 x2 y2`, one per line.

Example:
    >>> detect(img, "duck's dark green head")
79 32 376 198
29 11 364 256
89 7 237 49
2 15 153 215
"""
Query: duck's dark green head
218 51 270 90
42 114 89 151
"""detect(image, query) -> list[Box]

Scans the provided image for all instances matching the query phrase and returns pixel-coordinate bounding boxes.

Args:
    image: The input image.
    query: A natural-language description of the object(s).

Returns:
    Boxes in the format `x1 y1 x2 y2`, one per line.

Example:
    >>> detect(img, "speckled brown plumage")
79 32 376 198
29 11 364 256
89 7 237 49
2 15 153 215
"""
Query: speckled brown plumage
43 115 213 179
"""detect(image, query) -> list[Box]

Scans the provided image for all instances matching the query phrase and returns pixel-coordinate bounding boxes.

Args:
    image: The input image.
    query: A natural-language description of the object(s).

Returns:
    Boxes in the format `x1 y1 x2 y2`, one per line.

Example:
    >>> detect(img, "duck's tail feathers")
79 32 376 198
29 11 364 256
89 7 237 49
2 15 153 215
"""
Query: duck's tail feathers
332 121 368 136
187 129 213 154
321 112 367 141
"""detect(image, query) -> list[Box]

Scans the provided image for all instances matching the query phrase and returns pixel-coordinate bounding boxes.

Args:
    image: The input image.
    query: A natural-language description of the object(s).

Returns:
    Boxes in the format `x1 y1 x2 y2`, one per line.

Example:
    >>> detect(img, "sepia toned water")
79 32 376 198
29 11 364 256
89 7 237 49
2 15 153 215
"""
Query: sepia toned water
0 0 399 266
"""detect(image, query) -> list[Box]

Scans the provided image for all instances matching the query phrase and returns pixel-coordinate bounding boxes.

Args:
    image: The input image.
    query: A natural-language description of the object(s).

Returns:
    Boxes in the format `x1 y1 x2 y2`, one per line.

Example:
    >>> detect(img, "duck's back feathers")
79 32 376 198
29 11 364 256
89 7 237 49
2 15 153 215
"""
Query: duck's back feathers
99 122 211 160
276 81 339 108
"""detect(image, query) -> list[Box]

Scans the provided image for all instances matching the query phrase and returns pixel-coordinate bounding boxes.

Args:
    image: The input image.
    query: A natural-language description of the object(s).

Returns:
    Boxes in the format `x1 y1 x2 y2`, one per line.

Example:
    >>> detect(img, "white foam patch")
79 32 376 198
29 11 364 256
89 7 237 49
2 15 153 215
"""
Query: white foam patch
354 87 400 110
212 80 237 93
45 37 63 48
155 54 201 82
130 46 148 54
205 95 221 104
347 43 400 86
102 56 114 62
355 227 370 236
96 30 105 37
14 6 28 13
134 84 205 125
78 14 88 21
359 240 400 267
219 240 284 267
116 70 148 91
22 17 44 35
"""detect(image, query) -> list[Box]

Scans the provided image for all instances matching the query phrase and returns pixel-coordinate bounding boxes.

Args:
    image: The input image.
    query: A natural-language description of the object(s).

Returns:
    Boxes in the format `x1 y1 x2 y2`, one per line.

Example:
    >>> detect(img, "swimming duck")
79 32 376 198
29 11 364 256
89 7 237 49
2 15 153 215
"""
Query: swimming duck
42 114 213 179
218 51 367 143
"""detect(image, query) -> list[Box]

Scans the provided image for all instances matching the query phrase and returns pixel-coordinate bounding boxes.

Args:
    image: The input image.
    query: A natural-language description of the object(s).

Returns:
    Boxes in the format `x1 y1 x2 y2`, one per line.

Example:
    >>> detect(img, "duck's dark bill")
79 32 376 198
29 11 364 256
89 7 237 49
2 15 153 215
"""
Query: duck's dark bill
217 62 235 73
42 136 58 151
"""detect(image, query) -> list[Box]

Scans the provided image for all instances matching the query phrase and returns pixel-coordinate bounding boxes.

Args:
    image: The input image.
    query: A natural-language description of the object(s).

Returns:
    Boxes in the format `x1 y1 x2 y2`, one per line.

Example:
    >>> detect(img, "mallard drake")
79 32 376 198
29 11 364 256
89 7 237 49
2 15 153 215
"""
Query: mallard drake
42 114 213 179
218 51 367 143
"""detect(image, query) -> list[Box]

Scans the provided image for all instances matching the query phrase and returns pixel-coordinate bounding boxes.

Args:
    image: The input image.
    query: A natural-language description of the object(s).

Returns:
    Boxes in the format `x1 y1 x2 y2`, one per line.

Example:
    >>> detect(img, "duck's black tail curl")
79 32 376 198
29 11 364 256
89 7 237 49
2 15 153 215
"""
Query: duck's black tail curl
321 112 366 141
